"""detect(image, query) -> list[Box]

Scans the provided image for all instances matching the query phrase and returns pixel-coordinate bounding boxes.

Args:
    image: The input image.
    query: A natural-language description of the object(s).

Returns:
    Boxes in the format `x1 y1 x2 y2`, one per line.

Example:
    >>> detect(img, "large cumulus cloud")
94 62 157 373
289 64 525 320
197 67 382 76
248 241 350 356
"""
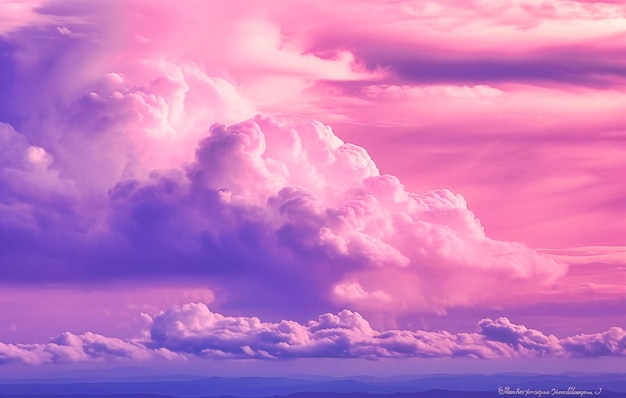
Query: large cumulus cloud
0 40 567 321
0 0 566 321
103 115 566 315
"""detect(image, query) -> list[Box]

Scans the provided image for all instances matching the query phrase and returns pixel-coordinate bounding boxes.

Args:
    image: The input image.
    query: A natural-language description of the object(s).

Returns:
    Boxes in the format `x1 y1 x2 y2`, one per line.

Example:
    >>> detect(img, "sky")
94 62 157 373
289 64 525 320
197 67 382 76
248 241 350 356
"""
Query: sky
0 0 625 376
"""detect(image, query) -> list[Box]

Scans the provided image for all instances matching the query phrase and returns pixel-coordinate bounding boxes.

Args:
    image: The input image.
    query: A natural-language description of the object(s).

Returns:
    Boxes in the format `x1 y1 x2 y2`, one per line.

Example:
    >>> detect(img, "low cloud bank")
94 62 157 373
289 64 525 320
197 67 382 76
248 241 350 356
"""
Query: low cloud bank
2 304 623 364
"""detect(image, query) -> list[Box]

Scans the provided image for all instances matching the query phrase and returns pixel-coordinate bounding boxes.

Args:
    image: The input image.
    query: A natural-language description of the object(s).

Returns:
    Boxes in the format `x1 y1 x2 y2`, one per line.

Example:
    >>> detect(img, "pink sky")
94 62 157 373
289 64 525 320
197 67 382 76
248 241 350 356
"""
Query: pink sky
0 0 624 373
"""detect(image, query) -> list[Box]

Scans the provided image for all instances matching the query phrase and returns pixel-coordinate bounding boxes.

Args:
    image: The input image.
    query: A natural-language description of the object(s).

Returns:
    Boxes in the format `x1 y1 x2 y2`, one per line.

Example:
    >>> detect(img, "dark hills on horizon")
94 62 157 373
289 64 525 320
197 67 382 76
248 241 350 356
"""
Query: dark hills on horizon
1 373 625 398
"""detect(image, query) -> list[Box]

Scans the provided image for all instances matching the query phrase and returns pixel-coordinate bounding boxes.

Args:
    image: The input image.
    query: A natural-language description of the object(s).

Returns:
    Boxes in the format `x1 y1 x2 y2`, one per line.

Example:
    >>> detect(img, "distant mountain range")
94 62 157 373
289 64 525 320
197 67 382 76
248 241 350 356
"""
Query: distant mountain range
0 373 624 398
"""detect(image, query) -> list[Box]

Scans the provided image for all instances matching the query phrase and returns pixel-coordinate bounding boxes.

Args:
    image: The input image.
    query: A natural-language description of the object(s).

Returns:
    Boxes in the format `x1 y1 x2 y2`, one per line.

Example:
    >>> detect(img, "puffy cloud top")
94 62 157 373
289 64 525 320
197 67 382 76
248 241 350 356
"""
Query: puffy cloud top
105 114 566 316
0 58 567 316
0 2 566 322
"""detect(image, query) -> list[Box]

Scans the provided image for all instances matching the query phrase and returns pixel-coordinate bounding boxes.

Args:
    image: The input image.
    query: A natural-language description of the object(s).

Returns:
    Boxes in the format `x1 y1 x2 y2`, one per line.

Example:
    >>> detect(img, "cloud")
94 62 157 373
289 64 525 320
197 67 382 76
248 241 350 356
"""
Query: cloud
145 305 521 359
0 332 178 365
478 317 562 356
0 123 82 259
63 60 256 187
561 327 626 357
1 304 624 364
539 246 626 266
104 116 566 316
146 304 626 360
0 37 567 315
7 0 620 328
0 0 58 36
0 122 58 186
359 53 626 88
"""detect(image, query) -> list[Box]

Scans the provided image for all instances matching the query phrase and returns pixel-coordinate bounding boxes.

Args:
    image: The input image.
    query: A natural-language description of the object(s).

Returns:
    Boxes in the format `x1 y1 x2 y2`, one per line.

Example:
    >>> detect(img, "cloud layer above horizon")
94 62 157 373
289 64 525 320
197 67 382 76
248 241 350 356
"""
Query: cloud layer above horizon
1 303 625 365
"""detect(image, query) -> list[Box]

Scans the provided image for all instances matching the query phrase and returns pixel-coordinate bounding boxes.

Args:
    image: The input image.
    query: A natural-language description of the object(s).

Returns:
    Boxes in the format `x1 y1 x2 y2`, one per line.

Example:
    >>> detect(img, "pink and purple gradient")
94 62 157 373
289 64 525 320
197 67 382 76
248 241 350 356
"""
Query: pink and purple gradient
0 0 624 374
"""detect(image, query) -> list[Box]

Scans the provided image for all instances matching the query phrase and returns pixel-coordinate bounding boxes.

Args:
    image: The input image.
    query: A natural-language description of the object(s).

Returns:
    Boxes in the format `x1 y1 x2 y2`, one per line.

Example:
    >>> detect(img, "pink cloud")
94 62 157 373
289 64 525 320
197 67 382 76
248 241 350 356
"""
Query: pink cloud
326 93 626 250
1 27 569 318
297 0 626 56
145 304 626 360
478 317 562 356
339 84 626 130
0 332 177 365
562 327 626 357
144 304 584 359
105 116 566 316
6 304 622 365
0 1 58 36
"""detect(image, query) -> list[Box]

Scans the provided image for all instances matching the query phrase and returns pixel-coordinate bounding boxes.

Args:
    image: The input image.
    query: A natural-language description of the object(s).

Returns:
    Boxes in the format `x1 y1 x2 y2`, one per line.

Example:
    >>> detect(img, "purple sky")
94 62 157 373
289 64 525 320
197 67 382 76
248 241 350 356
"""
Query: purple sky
0 0 624 375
